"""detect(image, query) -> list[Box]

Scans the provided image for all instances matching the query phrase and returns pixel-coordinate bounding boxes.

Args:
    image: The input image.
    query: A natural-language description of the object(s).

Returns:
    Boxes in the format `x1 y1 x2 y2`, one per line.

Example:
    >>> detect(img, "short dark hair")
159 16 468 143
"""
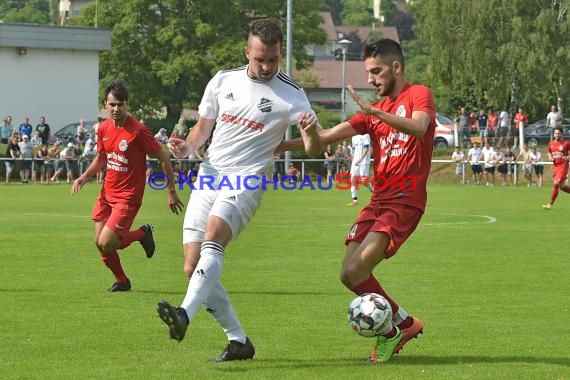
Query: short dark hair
554 126 563 134
249 19 283 46
104 79 129 102
363 39 404 70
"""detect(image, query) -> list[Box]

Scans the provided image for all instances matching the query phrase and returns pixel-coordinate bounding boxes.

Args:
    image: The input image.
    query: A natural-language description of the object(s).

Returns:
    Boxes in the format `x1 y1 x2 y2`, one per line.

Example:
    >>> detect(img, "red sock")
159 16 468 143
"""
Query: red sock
101 251 128 283
119 228 146 249
550 184 560 204
353 274 400 315
399 316 414 329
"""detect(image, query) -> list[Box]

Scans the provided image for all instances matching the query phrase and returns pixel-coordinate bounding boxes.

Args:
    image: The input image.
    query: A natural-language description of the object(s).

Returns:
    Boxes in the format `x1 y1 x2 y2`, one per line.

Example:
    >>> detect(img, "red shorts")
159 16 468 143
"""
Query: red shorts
553 164 569 184
91 195 140 235
345 203 424 259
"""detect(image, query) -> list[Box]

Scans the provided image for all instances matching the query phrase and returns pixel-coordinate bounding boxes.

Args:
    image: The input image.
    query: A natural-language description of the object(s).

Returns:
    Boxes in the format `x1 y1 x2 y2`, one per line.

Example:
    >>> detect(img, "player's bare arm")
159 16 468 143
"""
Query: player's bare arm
71 152 106 195
347 85 430 138
297 112 323 157
152 149 184 214
320 121 358 146
167 117 215 159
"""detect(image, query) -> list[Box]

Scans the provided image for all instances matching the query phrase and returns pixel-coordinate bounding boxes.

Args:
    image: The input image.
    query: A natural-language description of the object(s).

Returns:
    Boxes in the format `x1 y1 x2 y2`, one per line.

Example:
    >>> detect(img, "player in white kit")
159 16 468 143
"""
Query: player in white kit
348 133 373 205
157 19 321 362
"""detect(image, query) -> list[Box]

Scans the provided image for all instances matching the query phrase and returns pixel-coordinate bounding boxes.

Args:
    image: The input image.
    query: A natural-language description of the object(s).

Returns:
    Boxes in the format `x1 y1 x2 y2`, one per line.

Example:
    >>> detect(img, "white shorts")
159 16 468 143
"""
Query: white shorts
350 164 370 178
182 172 264 244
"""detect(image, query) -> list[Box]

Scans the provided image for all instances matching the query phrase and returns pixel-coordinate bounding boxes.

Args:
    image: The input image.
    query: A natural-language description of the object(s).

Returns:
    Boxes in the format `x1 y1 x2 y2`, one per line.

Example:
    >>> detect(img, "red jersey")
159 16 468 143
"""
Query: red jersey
348 83 436 211
488 113 497 129
514 112 528 129
97 115 161 204
548 139 570 167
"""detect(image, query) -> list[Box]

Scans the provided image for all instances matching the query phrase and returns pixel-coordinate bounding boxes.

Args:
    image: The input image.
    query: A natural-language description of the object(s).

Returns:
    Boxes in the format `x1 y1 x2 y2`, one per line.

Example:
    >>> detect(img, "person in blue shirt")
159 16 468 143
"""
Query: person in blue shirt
19 117 33 139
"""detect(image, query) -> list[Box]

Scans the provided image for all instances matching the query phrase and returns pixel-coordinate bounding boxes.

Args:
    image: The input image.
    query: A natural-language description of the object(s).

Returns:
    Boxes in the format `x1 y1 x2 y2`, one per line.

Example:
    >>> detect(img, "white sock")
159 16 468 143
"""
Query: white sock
350 187 358 200
180 241 224 323
393 306 409 327
205 282 246 344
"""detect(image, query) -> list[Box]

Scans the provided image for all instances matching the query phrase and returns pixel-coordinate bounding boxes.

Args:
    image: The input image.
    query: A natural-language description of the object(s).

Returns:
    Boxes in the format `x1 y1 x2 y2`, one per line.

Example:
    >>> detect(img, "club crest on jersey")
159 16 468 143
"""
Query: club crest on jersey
396 105 407 118
118 139 128 152
258 97 273 113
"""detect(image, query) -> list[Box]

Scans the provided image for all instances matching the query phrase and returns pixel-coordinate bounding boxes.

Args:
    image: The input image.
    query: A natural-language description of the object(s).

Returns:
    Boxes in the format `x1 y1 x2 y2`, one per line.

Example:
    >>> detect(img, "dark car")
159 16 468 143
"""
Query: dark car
49 120 100 144
524 118 570 146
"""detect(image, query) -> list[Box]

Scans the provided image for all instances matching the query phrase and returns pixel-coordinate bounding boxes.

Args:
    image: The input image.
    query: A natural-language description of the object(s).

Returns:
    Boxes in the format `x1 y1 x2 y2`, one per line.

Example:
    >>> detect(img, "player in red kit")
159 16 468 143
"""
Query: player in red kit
72 79 184 291
543 126 570 210
281 39 435 363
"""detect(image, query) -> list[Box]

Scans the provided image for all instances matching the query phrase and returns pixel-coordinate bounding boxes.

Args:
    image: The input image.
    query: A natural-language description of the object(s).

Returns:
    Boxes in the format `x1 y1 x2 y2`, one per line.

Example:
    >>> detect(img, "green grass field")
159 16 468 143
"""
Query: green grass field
1 180 569 379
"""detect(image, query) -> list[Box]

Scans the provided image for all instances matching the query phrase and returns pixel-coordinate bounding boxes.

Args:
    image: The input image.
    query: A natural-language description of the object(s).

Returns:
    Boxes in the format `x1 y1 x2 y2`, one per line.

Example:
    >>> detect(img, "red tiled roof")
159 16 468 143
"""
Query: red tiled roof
295 60 372 90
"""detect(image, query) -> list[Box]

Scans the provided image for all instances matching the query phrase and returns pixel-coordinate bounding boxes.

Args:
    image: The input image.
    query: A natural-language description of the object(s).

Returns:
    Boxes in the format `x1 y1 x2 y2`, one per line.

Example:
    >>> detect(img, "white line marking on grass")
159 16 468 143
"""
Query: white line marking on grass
424 213 497 226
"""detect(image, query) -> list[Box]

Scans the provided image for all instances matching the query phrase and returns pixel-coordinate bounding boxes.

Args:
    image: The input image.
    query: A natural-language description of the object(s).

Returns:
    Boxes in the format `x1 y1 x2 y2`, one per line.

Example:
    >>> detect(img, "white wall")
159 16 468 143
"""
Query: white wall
0 46 100 133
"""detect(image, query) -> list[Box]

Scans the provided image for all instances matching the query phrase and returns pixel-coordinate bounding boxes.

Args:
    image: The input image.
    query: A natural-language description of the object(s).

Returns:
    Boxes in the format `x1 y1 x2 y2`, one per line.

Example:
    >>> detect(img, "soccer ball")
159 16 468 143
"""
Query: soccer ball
348 293 393 338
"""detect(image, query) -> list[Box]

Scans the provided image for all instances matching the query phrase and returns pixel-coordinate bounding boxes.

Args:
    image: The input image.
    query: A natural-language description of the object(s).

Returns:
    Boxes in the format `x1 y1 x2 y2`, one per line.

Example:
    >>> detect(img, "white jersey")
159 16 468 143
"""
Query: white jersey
198 66 315 176
350 134 371 168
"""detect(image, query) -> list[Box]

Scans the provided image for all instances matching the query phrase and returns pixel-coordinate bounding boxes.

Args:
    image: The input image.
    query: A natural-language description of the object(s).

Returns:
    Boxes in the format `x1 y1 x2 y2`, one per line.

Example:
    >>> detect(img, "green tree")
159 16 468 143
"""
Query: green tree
0 0 52 23
74 0 325 124
341 0 375 26
409 0 570 119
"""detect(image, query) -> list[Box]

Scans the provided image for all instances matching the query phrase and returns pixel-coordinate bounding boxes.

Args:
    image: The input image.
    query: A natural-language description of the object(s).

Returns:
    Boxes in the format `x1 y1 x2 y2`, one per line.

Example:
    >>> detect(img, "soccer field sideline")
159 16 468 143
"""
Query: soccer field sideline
0 183 568 379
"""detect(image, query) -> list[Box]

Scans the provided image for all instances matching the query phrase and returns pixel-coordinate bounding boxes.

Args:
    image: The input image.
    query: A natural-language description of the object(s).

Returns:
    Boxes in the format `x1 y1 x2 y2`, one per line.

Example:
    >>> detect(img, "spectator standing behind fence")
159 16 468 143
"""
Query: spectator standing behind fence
451 146 465 183
19 117 33 139
467 141 482 185
487 109 497 144
18 134 33 183
546 105 562 141
82 141 100 180
513 108 528 149
47 142 61 183
0 116 13 144
287 162 301 182
31 131 42 148
324 144 336 180
335 144 348 172
36 116 50 145
496 148 508 186
76 119 88 144
34 144 49 184
531 146 544 187
543 127 570 210
5 134 20 183
480 142 497 187
341 139 353 168
504 147 517 186
50 142 76 183
476 108 488 145
497 108 510 148
517 144 533 187
456 107 469 147
273 152 285 179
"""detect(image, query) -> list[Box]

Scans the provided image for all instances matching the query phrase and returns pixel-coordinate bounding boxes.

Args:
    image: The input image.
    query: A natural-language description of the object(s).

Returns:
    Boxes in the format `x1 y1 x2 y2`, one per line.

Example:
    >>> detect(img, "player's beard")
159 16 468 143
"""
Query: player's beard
376 75 396 97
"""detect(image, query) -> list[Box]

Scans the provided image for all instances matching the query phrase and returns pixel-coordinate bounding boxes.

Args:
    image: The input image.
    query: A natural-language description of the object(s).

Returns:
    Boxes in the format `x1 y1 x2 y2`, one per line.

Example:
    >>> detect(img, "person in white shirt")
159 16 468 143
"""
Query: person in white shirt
347 133 373 205
451 146 465 183
530 146 544 187
467 141 483 184
546 105 562 140
18 134 34 183
479 142 498 186
497 109 510 148
156 19 321 362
